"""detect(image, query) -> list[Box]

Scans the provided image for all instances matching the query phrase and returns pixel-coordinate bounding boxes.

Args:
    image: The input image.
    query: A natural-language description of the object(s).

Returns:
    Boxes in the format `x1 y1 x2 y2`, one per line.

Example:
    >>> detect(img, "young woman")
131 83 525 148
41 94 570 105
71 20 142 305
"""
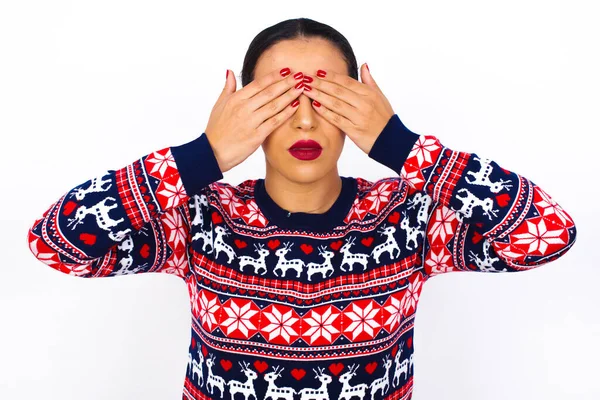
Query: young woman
28 18 577 400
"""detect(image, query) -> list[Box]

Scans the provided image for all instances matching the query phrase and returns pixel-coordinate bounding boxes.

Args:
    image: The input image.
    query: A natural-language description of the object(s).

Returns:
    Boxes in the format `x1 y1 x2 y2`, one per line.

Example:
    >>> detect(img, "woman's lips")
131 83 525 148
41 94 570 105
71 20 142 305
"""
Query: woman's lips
288 139 322 161
288 148 322 160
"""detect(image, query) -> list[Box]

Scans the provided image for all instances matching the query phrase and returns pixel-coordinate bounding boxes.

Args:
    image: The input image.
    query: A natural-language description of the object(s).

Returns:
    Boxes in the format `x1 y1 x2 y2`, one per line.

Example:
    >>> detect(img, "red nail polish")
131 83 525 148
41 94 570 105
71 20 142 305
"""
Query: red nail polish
226 70 229 79
291 99 300 107
303 76 313 83
280 67 291 77
303 84 312 91
294 72 304 80
295 82 304 89
317 70 326 78
365 63 370 72
313 100 321 108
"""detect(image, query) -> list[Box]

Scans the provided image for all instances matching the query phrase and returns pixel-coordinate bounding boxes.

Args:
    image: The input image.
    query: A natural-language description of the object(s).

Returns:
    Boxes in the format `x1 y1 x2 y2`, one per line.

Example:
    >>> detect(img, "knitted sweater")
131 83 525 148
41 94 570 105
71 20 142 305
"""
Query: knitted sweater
28 114 577 400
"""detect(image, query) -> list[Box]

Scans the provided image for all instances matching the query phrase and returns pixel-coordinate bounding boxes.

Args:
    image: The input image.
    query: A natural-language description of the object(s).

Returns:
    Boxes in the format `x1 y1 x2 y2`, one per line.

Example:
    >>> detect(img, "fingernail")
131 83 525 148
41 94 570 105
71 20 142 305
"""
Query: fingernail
291 99 300 107
294 72 304 80
226 69 229 79
280 67 291 77
365 63 370 72
317 70 326 78
312 100 321 108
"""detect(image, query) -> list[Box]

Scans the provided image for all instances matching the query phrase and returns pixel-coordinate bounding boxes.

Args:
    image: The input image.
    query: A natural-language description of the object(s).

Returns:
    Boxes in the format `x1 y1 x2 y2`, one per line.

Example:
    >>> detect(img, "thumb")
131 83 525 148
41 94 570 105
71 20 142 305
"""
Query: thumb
360 63 380 90
223 69 237 94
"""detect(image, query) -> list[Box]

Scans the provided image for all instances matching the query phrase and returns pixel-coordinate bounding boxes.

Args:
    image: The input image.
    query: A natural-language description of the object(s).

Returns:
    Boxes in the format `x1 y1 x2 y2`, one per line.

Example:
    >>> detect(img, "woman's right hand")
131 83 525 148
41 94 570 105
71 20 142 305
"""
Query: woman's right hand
204 68 306 173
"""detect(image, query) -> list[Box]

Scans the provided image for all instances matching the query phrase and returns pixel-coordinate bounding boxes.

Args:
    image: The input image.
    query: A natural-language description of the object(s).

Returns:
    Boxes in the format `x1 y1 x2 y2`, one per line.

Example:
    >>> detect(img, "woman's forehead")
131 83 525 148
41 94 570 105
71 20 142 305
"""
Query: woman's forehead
254 39 347 77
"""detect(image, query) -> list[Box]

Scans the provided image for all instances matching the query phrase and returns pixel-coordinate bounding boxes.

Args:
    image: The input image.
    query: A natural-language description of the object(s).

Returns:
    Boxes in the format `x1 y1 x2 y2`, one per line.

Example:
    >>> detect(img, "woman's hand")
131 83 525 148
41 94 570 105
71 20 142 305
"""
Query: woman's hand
204 68 306 173
301 64 396 155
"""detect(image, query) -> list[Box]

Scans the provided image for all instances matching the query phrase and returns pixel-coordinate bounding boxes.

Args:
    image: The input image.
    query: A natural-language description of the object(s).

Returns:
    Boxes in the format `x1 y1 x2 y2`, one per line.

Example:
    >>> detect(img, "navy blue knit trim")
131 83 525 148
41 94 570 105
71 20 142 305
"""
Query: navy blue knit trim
368 113 420 174
171 132 224 195
254 176 357 232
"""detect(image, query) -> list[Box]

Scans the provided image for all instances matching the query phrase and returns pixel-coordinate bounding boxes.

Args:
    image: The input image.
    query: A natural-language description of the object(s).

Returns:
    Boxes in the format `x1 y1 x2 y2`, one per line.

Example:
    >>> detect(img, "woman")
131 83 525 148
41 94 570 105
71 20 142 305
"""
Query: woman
28 18 577 400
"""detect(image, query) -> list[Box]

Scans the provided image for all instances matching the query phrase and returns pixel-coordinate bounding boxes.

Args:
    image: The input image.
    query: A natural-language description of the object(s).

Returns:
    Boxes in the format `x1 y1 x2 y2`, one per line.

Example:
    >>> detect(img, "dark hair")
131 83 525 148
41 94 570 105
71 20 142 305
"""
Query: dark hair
240 18 358 87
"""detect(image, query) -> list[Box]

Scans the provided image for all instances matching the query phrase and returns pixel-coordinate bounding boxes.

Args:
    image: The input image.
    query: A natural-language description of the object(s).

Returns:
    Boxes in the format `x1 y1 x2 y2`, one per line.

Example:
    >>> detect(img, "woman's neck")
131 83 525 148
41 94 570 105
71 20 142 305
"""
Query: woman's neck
262 168 343 215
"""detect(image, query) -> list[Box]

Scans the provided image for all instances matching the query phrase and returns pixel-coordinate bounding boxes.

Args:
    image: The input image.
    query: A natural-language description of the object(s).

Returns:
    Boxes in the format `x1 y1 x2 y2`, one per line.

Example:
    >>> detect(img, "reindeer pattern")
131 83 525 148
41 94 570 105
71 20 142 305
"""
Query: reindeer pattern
185 347 414 400
186 191 434 282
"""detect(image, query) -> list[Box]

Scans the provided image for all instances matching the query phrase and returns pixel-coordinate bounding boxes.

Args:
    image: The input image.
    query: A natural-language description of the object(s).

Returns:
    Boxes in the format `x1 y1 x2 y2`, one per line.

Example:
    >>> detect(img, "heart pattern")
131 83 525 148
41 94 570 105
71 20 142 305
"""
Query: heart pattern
330 240 343 251
63 200 78 216
79 233 96 245
471 231 483 244
220 359 232 372
291 368 306 380
388 211 400 224
361 236 374 247
139 244 150 258
234 239 247 249
211 211 223 224
496 193 511 207
300 243 313 254
267 239 280 250
365 361 378 374
254 360 268 374
328 363 344 376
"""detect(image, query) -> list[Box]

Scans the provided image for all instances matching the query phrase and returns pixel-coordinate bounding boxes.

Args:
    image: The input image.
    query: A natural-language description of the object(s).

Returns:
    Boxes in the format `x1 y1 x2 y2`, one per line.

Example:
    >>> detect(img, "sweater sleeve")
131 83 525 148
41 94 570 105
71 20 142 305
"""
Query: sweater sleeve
27 132 223 279
368 114 577 276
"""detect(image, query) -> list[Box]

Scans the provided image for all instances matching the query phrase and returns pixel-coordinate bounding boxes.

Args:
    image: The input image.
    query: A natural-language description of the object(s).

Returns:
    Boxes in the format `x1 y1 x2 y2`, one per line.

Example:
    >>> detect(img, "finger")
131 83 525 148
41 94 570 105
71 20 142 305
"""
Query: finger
248 71 305 114
213 69 237 109
360 63 384 95
302 83 357 124
309 97 356 135
238 67 300 103
256 91 303 139
312 69 370 103
253 82 305 127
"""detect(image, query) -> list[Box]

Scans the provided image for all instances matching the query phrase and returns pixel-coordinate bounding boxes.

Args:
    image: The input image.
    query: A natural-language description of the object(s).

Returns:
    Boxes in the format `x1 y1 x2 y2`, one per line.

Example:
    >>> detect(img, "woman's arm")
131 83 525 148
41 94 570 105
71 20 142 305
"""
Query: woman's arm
368 114 577 276
27 132 222 279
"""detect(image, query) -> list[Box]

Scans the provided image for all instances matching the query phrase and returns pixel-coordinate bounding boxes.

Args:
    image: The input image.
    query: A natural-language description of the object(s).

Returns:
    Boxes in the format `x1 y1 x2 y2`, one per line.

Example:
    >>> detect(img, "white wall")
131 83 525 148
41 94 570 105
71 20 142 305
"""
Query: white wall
1 0 597 399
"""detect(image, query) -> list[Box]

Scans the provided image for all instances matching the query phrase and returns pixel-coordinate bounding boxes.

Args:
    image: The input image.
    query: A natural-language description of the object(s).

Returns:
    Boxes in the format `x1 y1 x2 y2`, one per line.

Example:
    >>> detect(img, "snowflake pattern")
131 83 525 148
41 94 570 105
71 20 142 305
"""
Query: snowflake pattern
217 185 246 219
402 167 425 190
302 305 342 346
343 300 381 341
383 294 403 332
424 247 454 275
533 185 574 228
364 181 395 215
512 217 567 255
198 290 220 332
428 205 458 244
401 273 424 316
219 299 260 339
163 251 188 278
241 199 268 227
345 196 369 222
407 136 441 167
260 305 300 345
157 177 187 210
162 209 187 250
145 148 177 178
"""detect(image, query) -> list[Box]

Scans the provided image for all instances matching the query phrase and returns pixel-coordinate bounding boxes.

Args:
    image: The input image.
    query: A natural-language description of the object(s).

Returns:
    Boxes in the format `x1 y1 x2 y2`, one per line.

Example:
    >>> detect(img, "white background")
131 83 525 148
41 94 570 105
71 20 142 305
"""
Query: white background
1 1 598 399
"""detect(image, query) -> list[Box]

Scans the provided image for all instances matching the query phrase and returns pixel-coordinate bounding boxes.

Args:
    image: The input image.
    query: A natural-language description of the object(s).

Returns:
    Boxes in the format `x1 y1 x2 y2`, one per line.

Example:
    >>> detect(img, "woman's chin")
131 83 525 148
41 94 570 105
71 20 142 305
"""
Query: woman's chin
286 165 333 184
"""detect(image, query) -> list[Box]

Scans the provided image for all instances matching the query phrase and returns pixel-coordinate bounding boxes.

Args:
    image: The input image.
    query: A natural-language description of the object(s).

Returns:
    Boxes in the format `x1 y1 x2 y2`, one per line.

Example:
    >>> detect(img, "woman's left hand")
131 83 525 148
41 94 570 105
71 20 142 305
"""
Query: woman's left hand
301 63 396 155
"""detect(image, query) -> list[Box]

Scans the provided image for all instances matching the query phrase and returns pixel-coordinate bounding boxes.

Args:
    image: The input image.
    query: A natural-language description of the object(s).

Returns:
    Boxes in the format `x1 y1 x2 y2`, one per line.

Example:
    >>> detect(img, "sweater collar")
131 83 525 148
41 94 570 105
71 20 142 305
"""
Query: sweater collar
253 176 358 232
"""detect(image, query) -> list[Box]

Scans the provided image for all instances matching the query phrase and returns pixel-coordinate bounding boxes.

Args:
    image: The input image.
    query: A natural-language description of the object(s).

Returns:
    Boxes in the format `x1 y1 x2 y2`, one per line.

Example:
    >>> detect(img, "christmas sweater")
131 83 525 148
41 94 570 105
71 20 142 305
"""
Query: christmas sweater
28 114 577 400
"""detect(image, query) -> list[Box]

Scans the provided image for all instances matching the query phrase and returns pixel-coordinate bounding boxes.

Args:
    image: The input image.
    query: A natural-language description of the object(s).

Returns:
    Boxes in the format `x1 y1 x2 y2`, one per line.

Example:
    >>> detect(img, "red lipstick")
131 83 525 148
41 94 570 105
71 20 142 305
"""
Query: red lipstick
288 139 322 161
